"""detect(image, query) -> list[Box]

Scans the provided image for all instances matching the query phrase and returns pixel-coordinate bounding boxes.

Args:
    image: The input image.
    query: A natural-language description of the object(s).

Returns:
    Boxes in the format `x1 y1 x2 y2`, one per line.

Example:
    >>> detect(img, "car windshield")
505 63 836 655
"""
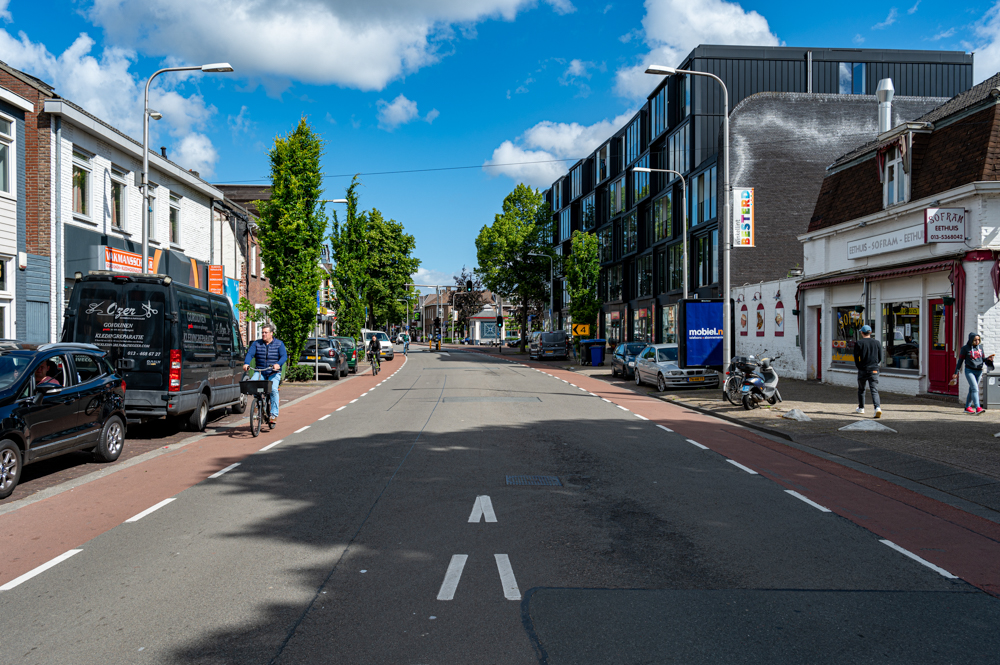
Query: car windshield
304 340 330 350
0 355 31 391
625 343 646 355
336 338 355 348
657 347 679 362
377 333 389 342
541 333 566 343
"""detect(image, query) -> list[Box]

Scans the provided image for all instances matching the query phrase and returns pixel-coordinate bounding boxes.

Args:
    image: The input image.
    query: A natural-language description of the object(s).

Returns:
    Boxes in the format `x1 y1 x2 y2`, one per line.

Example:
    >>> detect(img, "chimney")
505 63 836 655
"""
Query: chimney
160 146 167 158
876 78 894 134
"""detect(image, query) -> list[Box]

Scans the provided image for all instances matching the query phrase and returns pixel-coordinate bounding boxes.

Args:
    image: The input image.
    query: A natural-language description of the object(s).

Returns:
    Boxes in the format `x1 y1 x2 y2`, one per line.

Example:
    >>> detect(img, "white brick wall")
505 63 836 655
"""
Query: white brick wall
731 277 806 380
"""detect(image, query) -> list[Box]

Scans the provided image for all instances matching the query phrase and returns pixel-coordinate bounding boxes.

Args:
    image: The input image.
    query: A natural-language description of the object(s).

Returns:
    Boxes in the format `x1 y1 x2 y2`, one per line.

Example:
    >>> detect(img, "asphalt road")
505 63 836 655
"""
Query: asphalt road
1 347 998 664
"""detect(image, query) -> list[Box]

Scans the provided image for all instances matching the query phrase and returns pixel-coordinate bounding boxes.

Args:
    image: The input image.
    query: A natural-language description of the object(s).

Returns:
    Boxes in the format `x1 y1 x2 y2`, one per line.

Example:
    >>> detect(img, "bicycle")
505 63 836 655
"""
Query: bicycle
368 351 380 376
240 376 274 437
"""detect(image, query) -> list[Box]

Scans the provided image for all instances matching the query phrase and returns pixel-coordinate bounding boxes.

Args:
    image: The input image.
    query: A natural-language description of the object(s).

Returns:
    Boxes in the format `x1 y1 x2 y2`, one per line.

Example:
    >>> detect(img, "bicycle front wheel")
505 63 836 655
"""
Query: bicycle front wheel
249 397 262 437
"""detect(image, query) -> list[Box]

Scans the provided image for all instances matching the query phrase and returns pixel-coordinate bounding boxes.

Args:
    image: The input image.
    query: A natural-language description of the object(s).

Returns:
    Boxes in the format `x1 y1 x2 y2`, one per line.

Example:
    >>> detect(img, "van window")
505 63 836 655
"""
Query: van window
178 289 215 360
211 298 233 359
541 332 566 343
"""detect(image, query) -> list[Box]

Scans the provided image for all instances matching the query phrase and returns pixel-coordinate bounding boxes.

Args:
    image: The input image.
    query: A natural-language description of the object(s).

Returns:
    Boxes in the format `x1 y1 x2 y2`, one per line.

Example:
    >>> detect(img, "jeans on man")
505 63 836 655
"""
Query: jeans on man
858 370 880 409
965 368 983 409
252 371 281 418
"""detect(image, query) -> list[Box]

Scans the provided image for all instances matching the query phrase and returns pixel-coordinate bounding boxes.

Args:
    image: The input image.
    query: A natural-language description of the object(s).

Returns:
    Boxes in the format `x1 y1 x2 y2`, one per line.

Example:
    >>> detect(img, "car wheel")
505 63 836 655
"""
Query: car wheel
0 439 21 500
611 365 618 378
93 415 125 463
340 366 347 378
657 373 667 392
635 369 642 386
333 365 341 380
231 392 247 414
188 394 209 432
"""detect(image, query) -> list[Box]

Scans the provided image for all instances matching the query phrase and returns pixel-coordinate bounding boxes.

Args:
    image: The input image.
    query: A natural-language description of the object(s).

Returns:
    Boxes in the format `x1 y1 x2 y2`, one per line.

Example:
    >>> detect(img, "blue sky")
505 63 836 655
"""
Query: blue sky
2 0 998 288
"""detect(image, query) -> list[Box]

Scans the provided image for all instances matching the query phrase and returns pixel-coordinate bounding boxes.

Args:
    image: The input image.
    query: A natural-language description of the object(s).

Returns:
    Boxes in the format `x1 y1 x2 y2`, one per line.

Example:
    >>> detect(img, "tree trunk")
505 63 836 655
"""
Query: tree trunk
519 300 528 353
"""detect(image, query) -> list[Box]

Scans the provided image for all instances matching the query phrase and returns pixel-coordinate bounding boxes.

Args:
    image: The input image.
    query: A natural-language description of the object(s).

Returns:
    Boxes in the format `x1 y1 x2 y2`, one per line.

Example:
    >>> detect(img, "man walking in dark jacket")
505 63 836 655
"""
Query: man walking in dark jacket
853 324 882 418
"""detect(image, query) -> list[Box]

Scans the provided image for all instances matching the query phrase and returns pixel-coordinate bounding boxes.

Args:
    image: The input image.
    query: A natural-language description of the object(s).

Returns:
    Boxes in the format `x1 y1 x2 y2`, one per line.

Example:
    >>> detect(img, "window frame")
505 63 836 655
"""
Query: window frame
110 165 128 232
169 194 182 246
0 112 15 199
72 148 93 220
883 146 907 208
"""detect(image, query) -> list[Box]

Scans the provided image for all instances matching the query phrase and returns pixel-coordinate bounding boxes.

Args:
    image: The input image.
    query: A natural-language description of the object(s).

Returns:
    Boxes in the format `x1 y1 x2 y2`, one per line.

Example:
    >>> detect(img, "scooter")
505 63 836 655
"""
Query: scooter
741 354 783 410
724 354 760 404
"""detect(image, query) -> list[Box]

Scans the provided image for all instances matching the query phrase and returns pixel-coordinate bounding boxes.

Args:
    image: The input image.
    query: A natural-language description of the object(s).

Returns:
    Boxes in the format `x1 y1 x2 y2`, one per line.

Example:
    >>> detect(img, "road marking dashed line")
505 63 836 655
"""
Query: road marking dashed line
208 463 240 479
319 414 331 421
657 424 674 433
687 438 708 449
785 490 831 512
125 498 176 523
336 406 346 411
259 439 284 451
437 555 468 600
880 539 958 578
495 554 521 600
726 459 758 475
0 549 82 591
294 426 310 434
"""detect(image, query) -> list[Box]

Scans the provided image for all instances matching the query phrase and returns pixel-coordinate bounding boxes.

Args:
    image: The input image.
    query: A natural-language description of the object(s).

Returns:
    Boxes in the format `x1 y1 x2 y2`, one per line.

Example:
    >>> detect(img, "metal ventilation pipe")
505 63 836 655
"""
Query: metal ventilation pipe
876 78 895 133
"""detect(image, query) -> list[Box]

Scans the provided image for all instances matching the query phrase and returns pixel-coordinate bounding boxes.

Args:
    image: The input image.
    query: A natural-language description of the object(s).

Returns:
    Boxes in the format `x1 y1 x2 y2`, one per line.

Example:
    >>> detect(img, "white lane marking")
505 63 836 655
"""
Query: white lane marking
657 425 674 433
437 555 468 601
785 490 832 512
687 438 709 450
440 352 451 356
349 399 358 404
589 393 598 397
319 414 331 421
208 463 240 479
336 406 346 411
617 405 629 412
569 384 577 387
601 398 611 403
0 549 82 591
360 393 368 398
726 459 758 475
880 540 958 579
125 498 176 523
634 414 649 420
561 380 568 383
468 495 498 523
494 554 521 600
294 426 310 434
259 439 284 451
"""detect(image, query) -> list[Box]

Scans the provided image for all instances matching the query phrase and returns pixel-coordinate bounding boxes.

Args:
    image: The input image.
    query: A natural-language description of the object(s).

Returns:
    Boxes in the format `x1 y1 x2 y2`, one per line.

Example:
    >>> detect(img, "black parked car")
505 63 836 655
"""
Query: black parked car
610 342 648 379
0 342 127 500
298 338 348 378
529 330 569 360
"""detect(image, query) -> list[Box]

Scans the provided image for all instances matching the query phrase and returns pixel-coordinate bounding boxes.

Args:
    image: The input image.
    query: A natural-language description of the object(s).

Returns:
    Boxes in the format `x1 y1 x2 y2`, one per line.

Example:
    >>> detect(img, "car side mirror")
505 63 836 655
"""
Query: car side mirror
34 384 62 403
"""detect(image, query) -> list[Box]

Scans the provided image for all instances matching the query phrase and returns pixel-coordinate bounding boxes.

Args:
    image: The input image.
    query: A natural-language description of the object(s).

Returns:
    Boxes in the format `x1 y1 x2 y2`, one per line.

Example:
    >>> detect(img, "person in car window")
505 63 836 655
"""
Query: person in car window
243 324 287 427
34 359 61 387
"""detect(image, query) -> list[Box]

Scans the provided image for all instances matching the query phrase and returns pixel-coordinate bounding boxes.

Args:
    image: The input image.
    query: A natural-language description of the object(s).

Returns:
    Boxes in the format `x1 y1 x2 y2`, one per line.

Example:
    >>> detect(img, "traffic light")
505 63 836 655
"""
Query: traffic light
434 316 441 331
466 280 473 291
496 315 503 329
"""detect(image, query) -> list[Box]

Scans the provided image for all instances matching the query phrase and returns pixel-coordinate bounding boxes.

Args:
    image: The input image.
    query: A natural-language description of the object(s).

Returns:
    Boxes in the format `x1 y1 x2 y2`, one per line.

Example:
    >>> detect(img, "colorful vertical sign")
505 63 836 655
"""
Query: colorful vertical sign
756 303 765 337
774 301 784 337
733 188 755 247
208 265 225 295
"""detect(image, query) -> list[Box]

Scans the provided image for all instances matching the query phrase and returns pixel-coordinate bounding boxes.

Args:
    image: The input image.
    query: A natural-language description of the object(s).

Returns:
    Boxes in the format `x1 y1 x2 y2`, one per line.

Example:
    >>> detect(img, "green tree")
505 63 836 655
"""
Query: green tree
329 176 368 340
474 183 553 352
452 266 485 337
253 118 326 367
564 230 602 348
364 209 421 329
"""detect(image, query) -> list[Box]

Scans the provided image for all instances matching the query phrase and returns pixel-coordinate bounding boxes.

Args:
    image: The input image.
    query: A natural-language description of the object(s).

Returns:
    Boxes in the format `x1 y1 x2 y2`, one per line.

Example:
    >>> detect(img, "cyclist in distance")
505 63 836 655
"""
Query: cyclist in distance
367 334 381 373
243 323 287 428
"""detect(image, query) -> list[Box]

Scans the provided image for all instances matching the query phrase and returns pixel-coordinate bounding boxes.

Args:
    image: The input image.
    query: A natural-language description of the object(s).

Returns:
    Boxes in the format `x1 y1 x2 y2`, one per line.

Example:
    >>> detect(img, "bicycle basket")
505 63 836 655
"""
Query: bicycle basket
240 380 271 395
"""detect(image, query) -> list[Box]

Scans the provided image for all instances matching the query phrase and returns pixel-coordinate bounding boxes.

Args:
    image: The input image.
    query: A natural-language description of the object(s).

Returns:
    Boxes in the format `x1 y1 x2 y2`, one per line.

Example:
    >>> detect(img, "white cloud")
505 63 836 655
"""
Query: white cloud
614 0 780 99
376 94 438 130
930 27 956 40
413 267 459 293
872 8 899 29
172 133 219 177
484 110 635 188
228 105 252 136
974 2 1000 82
560 59 594 82
908 0 920 14
425 108 440 123
87 0 575 93
853 33 865 44
0 25 219 169
0 0 11 22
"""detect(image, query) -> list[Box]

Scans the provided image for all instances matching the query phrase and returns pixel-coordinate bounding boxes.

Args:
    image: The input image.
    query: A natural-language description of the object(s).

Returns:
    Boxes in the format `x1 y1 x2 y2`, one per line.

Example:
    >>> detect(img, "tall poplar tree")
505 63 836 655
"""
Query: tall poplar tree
329 176 368 339
253 118 326 366
364 209 421 329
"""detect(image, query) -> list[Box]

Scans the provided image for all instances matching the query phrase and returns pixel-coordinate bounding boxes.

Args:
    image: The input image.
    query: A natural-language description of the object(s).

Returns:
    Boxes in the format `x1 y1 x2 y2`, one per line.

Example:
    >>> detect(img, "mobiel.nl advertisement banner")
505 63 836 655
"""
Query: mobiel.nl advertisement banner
682 300 724 368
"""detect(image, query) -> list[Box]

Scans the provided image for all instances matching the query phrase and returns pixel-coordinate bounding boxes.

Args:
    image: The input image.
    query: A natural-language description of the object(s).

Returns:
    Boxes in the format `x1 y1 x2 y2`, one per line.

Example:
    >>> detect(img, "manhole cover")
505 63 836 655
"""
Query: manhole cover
506 475 562 486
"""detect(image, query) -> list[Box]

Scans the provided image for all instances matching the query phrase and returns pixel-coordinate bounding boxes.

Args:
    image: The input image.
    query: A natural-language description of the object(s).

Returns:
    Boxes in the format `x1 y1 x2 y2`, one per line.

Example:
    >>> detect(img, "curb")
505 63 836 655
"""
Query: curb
657 395 795 442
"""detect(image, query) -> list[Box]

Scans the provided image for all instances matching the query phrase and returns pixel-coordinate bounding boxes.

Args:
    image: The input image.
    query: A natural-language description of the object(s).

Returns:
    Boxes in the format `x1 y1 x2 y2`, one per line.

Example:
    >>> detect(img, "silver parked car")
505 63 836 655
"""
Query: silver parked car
633 343 720 391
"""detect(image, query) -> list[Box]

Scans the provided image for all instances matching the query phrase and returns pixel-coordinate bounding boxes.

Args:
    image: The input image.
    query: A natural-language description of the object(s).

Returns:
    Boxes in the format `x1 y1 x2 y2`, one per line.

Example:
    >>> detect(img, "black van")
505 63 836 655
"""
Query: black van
62 272 246 430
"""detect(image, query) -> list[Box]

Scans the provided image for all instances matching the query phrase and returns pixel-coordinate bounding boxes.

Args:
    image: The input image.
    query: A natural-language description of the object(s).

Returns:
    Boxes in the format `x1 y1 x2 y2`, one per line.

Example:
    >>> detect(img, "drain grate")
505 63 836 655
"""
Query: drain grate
506 475 562 486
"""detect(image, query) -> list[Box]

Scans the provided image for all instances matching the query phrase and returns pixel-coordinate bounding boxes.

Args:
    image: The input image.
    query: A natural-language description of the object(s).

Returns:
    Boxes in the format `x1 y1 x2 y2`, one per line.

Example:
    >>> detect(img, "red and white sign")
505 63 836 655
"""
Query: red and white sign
756 303 765 337
924 207 966 243
101 246 152 273
774 301 784 337
740 304 748 337
208 265 224 294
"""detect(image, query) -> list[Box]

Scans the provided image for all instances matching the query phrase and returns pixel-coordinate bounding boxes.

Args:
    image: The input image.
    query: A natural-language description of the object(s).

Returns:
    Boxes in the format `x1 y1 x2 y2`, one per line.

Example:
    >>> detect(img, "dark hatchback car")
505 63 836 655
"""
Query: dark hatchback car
611 342 648 379
0 342 127 500
334 336 362 374
298 338 349 378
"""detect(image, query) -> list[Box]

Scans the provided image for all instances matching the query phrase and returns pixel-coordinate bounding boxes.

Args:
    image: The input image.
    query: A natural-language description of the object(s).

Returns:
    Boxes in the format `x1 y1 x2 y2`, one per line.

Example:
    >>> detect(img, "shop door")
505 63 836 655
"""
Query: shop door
928 299 957 395
816 309 822 381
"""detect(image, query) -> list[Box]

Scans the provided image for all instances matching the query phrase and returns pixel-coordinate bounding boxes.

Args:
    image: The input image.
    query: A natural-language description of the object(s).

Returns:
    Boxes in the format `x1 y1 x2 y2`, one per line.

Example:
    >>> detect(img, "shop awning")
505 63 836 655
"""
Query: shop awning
797 260 955 292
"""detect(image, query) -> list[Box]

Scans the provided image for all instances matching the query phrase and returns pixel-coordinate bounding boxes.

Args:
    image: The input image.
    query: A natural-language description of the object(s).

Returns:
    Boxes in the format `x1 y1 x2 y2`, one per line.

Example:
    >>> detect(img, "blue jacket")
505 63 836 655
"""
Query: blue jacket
245 338 288 374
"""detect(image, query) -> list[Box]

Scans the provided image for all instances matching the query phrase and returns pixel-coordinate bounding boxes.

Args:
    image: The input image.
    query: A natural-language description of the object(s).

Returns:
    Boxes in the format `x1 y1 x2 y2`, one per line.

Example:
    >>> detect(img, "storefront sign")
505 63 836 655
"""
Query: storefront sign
733 188 755 247
739 304 748 337
679 299 724 369
847 224 924 260
637 308 647 319
924 207 966 243
775 301 784 337
208 265 224 295
756 303 765 337
610 311 620 321
100 245 153 273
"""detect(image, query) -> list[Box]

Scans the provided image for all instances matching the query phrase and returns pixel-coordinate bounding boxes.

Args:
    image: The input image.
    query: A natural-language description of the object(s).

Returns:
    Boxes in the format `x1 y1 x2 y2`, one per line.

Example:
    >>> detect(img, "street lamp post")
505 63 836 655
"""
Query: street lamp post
315 199 349 381
528 252 554 332
645 65 731 374
633 167 688 300
142 63 233 275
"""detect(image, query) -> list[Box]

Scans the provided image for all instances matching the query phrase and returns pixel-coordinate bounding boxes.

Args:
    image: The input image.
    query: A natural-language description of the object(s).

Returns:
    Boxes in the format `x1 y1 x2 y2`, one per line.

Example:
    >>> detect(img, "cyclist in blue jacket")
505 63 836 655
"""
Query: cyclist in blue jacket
243 323 287 427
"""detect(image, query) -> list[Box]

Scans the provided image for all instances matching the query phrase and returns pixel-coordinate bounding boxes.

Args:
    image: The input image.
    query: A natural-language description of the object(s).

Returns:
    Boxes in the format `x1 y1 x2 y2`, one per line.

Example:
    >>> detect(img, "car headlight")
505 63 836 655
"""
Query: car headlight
628 361 635 366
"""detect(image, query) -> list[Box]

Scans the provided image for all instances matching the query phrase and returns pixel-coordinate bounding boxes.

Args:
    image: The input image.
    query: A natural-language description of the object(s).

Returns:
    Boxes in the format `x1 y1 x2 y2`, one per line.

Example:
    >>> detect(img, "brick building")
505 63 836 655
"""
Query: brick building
798 72 1000 400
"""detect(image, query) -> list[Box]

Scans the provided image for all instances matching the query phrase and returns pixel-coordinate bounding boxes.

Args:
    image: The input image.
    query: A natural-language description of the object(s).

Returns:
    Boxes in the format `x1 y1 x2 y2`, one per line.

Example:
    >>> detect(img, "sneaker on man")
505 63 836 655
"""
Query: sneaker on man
875 407 882 419
855 407 865 414
966 407 976 414
977 407 986 414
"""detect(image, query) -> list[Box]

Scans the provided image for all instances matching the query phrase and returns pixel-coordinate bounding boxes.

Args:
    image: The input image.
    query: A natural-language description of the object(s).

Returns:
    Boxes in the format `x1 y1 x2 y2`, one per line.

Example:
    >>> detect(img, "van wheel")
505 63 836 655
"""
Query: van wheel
93 416 125 463
188 394 208 431
0 439 21 500
333 366 341 380
231 392 247 414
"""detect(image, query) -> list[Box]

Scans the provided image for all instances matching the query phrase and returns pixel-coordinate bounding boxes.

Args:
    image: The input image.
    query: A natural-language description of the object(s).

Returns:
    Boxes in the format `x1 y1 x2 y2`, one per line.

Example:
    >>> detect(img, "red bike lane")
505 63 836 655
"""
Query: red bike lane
516 358 1000 598
0 357 407 588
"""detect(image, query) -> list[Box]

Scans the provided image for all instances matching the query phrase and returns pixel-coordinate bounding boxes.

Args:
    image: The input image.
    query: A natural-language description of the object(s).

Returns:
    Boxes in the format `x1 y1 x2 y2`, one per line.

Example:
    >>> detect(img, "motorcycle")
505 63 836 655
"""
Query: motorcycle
724 354 759 405
740 354 783 410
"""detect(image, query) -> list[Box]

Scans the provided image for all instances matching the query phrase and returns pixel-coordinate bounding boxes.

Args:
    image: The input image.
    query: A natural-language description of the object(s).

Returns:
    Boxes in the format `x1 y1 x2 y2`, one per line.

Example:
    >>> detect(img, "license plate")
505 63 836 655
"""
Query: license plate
742 385 751 392
689 376 705 382
307 356 318 360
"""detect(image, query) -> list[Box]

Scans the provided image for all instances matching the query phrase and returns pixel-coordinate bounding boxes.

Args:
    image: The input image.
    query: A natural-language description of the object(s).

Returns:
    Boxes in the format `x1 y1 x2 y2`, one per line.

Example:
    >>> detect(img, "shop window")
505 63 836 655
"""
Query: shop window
662 304 677 344
634 308 650 343
832 307 865 365
607 312 622 347
581 193 596 230
0 115 13 196
72 150 92 218
882 302 920 370
884 145 907 207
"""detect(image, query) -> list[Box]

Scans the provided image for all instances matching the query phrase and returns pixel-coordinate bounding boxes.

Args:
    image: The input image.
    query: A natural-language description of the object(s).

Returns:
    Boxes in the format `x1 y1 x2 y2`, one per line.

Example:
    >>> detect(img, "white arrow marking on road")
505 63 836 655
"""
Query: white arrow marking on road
494 554 521 600
468 495 497 523
437 555 468 600
208 463 240 479
0 549 82 591
125 498 176 523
